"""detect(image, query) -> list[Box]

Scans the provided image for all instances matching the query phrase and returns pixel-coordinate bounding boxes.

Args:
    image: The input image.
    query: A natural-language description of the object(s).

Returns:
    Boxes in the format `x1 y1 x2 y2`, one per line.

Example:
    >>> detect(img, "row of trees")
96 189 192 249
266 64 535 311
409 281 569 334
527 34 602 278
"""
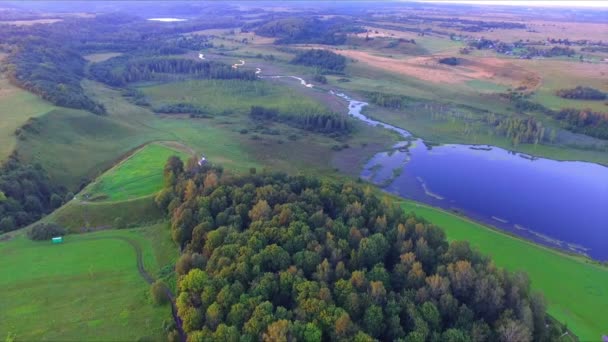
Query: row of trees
155 159 563 341
0 156 67 233
90 57 257 87
250 106 351 134
291 49 347 73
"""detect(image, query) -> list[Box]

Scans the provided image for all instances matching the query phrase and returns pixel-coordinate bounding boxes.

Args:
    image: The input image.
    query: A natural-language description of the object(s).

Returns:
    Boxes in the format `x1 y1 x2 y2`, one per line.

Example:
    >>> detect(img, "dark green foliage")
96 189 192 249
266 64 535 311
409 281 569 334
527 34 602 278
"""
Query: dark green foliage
6 44 106 114
0 157 66 232
556 86 606 100
365 91 413 109
438 57 460 66
552 108 608 139
27 223 66 241
254 17 363 45
90 57 257 87
291 49 347 73
159 162 559 340
312 75 328 84
151 280 170 305
250 106 351 134
153 103 209 115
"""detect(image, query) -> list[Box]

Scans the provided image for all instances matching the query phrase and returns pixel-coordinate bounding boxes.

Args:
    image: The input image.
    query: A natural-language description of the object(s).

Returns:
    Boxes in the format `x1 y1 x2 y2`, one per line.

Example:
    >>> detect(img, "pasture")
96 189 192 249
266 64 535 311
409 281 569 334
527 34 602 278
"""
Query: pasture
81 143 191 202
0 224 177 341
401 201 608 341
139 79 329 116
0 73 55 161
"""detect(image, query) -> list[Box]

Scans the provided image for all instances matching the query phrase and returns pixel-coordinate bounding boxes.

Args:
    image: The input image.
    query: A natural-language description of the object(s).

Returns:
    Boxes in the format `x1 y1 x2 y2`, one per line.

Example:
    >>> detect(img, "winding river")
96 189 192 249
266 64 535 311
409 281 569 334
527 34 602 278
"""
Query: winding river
226 59 607 260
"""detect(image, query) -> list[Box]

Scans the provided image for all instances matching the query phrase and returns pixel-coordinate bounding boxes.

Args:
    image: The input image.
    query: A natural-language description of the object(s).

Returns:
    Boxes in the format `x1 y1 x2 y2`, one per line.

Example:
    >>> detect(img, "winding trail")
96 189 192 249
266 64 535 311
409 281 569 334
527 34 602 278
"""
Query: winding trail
80 235 186 341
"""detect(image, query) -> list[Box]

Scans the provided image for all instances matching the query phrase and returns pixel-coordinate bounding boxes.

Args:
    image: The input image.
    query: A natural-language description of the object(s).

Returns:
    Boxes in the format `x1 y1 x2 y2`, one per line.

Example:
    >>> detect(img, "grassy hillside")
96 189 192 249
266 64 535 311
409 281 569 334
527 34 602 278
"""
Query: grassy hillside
0 224 177 341
46 195 164 232
81 143 191 202
401 201 608 341
0 76 55 161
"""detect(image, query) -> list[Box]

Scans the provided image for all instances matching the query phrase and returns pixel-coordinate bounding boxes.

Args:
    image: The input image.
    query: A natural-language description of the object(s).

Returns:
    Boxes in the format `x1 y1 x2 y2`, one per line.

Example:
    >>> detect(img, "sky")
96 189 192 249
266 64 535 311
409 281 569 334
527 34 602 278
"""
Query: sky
416 0 608 7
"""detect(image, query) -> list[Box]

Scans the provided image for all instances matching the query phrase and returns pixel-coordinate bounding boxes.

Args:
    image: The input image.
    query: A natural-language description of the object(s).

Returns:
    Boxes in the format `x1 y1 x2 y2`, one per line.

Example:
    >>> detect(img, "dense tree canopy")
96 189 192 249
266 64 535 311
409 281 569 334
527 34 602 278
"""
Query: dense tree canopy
291 49 347 73
157 161 562 341
253 17 363 45
556 86 606 101
0 156 66 232
90 57 257 87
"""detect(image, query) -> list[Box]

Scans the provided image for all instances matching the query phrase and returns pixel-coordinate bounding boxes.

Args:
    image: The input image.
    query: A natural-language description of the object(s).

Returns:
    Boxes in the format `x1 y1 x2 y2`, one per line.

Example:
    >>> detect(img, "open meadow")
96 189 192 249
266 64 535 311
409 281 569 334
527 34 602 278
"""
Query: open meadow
0 224 177 341
0 60 55 161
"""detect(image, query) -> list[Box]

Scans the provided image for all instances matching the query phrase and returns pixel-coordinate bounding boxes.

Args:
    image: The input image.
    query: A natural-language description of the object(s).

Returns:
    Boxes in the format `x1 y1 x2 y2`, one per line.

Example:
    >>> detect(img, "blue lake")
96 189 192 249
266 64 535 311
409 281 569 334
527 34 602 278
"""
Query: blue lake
334 92 608 261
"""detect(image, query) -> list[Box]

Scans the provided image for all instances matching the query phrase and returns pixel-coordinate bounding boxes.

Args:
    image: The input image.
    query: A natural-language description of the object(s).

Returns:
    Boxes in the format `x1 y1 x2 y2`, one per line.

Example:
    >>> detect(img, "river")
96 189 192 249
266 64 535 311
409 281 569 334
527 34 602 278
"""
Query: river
236 61 607 261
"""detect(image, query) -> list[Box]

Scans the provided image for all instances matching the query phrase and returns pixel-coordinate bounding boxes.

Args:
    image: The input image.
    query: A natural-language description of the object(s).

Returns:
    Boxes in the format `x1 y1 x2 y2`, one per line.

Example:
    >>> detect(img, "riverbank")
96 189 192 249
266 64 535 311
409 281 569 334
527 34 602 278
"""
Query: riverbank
399 199 607 341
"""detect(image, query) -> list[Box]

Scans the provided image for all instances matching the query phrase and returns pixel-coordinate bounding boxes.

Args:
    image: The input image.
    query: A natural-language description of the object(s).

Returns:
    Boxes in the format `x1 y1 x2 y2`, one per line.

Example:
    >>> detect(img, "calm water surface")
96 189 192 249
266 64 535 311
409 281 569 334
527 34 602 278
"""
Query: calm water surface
334 92 608 260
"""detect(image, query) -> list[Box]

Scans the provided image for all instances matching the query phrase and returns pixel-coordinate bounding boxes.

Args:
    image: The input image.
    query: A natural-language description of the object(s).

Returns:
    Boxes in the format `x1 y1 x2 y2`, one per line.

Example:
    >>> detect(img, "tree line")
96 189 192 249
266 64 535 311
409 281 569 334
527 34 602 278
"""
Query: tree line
250 106 351 134
154 158 565 341
90 57 257 87
6 43 106 115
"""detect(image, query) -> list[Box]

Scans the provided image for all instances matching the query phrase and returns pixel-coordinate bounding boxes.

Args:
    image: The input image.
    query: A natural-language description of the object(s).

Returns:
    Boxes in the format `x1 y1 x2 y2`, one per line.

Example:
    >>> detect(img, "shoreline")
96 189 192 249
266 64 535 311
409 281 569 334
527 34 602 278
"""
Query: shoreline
397 196 607 268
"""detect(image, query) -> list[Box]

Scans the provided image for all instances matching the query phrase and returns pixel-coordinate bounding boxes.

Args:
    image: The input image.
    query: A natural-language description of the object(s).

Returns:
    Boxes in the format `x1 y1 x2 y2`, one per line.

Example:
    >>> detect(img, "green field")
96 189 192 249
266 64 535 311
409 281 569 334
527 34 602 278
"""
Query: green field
82 143 190 202
0 76 55 161
0 224 177 341
400 201 608 341
140 78 329 116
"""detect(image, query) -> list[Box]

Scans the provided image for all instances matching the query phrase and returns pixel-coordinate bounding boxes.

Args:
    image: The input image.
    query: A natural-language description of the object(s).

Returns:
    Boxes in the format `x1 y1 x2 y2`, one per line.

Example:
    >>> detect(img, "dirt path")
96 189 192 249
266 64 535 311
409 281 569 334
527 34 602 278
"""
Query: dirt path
80 235 186 340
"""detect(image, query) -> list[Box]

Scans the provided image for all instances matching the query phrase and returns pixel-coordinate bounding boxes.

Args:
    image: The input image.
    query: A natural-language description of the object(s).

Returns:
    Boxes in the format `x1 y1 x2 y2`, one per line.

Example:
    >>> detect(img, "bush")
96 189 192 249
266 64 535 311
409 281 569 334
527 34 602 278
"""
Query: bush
438 57 460 66
150 280 170 305
27 223 66 241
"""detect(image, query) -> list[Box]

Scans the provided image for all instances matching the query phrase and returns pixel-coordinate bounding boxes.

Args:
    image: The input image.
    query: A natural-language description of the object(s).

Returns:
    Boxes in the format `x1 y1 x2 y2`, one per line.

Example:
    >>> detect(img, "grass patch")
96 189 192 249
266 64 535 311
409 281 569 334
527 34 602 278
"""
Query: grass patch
82 143 190 202
0 226 174 341
400 200 608 341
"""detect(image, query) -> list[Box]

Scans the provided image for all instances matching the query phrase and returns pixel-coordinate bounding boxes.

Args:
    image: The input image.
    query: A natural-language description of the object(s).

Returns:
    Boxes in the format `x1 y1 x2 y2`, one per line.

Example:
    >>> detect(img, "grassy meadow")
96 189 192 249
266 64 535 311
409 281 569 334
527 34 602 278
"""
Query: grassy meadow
139 79 329 116
0 224 177 341
401 201 608 341
82 143 191 202
0 75 55 161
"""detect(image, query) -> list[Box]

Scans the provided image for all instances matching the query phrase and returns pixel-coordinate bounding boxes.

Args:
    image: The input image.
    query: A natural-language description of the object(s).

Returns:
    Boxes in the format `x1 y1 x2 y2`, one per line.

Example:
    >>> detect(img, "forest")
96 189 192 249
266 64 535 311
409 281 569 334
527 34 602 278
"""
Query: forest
0 156 66 233
253 17 363 45
154 158 563 341
90 57 257 87
291 49 347 73
250 106 351 134
6 43 106 114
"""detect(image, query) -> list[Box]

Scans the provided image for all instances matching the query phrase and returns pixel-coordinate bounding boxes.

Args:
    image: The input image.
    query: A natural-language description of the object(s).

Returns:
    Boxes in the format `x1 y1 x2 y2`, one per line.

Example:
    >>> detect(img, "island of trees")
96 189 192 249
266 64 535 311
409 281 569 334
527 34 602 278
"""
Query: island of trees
155 158 564 341
291 49 347 73
556 86 606 101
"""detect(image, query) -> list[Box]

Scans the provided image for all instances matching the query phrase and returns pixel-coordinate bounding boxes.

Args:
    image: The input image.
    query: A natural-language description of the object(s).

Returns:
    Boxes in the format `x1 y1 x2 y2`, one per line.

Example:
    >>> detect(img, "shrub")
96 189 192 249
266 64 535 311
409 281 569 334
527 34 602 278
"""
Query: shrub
27 223 66 241
150 280 170 305
438 57 460 66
